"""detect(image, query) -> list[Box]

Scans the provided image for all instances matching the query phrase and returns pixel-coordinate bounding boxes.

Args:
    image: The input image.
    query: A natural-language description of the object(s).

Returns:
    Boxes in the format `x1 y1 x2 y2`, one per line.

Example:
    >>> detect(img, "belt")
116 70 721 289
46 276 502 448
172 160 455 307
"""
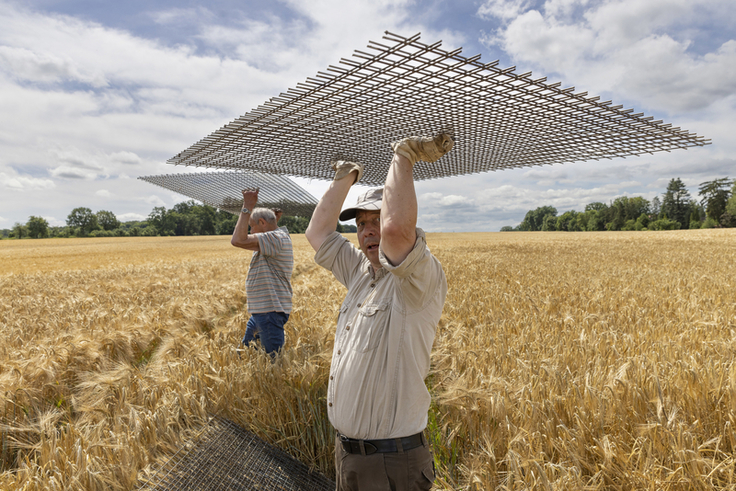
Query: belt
338 432 425 456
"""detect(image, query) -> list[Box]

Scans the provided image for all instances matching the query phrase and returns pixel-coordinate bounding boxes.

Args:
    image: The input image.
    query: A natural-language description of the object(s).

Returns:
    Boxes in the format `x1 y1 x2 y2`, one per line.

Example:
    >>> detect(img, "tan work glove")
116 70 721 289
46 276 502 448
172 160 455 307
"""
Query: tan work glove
331 160 363 185
391 133 454 165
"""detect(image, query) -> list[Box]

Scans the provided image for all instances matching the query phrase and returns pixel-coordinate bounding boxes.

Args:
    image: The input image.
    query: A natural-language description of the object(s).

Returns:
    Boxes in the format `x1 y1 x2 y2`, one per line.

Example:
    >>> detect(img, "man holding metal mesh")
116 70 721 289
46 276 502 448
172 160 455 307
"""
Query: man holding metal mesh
232 188 293 355
306 134 452 490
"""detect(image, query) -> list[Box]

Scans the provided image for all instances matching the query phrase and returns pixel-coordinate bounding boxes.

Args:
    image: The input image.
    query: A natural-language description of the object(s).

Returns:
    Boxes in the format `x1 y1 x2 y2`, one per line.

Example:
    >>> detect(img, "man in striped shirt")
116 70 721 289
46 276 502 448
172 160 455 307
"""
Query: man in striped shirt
231 188 293 355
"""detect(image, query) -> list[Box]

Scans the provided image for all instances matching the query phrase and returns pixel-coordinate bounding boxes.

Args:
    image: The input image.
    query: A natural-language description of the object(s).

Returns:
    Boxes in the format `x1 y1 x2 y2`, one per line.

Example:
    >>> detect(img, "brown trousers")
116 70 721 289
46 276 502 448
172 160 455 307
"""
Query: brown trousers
334 434 435 491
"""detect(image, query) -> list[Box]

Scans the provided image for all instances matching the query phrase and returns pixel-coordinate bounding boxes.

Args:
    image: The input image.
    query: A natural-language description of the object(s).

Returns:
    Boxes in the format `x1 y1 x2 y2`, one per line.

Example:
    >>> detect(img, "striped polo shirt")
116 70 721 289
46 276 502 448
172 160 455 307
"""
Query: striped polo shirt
245 226 293 314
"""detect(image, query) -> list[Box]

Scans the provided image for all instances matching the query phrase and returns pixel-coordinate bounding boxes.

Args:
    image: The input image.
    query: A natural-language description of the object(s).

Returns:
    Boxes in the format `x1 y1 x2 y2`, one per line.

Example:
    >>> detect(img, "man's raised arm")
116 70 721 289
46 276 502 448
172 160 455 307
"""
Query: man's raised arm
381 134 454 266
305 161 363 252
380 152 418 266
231 188 261 251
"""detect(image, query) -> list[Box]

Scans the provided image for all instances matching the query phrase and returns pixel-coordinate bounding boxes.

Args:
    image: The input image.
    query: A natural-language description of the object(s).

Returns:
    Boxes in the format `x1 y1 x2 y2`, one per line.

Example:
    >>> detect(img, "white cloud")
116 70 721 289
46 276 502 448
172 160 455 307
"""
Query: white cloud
419 192 443 201
110 151 142 165
439 194 475 207
0 172 55 190
48 147 104 170
478 0 532 21
41 215 59 224
95 189 112 197
543 0 588 18
143 194 167 207
474 184 528 200
0 45 104 85
0 3 277 115
149 6 215 26
43 146 110 180
117 212 147 221
481 0 736 114
49 165 99 180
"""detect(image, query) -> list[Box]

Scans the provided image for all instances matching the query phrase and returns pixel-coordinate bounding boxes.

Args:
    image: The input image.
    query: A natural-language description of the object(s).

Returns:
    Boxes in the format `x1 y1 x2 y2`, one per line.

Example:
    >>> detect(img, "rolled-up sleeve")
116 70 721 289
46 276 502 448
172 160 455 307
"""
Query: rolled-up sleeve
315 231 364 288
379 228 446 313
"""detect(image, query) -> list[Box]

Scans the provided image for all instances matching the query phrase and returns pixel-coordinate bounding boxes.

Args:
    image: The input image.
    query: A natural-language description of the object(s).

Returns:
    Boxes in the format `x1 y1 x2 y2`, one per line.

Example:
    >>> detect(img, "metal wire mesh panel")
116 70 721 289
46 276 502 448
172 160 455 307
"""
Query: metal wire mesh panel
167 31 710 186
137 417 335 491
138 171 318 217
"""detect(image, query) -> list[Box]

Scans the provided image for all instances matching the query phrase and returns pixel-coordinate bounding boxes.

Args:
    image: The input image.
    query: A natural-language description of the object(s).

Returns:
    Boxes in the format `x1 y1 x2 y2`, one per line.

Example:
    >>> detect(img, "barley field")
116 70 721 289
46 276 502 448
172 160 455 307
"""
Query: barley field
1 230 735 490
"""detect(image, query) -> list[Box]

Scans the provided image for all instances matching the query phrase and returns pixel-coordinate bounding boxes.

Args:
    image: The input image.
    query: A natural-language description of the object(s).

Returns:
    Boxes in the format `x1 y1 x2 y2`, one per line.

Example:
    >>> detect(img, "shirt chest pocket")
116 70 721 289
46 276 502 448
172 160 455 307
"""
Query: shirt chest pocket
349 300 391 353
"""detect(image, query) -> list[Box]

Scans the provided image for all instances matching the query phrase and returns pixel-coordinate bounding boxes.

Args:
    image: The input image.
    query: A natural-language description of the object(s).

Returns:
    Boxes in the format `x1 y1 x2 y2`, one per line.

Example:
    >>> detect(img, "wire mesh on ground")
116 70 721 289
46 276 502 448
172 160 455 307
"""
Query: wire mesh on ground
167 31 710 186
138 171 318 217
137 416 335 491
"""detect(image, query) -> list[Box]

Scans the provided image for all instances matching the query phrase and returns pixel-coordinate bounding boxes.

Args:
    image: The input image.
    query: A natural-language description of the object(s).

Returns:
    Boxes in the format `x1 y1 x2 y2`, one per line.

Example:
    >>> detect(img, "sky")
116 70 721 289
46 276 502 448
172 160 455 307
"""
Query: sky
1 0 734 232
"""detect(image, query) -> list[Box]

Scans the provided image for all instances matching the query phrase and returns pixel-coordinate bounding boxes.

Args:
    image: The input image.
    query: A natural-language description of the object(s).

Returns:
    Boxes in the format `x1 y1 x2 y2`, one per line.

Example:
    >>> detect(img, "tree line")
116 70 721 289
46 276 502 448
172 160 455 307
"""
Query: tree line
501 178 736 232
3 200 356 239
7 177 732 238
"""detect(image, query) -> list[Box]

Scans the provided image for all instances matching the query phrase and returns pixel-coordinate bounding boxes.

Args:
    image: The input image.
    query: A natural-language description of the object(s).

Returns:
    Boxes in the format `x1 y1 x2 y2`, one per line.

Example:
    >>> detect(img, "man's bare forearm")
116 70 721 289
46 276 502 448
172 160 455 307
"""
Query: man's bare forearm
380 153 417 265
306 172 356 252
231 188 260 251
231 211 260 250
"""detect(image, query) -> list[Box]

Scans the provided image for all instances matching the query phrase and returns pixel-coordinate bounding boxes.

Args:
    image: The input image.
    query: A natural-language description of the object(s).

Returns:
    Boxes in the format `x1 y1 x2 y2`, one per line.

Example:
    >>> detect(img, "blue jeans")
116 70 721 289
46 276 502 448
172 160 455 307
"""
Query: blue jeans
242 312 289 354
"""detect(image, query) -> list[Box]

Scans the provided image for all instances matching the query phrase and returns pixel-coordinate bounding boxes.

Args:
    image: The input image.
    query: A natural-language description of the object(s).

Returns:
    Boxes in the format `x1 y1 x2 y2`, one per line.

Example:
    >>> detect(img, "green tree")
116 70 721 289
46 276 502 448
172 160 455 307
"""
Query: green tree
12 222 27 239
520 206 557 231
635 213 650 230
216 214 238 235
141 225 159 236
170 211 196 235
649 217 680 230
701 216 718 229
583 203 609 230
171 201 195 215
698 177 732 224
195 206 217 235
163 201 220 235
336 223 356 233
26 216 49 238
719 214 736 228
148 207 172 235
621 219 636 231
67 207 99 236
555 210 579 231
722 181 736 227
606 198 627 231
727 181 736 217
542 214 557 231
96 210 121 231
279 216 310 234
689 207 703 229
49 225 74 238
584 210 606 231
661 178 692 229
629 197 650 219
650 196 661 218
585 202 607 212
607 196 650 231
571 212 590 231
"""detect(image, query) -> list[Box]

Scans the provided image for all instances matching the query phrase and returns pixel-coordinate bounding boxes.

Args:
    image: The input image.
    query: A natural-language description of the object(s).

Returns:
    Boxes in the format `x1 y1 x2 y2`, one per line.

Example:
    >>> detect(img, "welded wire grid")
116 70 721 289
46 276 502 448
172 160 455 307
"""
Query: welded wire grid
137 416 334 491
138 171 318 217
167 31 709 186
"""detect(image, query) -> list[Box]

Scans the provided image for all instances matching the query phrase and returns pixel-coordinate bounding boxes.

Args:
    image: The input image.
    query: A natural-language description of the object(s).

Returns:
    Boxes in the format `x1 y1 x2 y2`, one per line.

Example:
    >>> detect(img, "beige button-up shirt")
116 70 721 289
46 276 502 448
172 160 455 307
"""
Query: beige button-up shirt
315 228 447 440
